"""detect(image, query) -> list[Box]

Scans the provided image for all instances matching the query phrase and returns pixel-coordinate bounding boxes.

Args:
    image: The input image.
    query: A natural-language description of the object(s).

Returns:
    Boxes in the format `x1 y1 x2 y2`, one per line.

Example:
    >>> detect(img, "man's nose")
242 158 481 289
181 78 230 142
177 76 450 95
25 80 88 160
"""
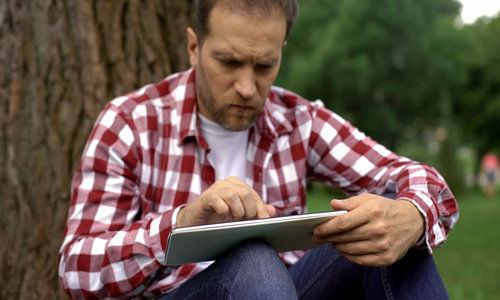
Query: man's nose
234 68 257 99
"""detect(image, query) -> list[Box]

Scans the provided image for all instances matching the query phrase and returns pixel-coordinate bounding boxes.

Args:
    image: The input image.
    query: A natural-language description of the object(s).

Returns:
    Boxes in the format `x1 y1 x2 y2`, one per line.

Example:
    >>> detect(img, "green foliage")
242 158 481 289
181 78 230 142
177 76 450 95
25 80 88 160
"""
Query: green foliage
278 0 500 190
455 17 500 157
278 0 464 150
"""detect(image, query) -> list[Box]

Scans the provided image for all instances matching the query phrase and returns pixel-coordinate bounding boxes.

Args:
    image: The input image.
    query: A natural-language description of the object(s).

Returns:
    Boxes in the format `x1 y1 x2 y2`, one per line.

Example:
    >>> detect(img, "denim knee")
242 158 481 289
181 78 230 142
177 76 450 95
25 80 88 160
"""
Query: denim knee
219 239 298 299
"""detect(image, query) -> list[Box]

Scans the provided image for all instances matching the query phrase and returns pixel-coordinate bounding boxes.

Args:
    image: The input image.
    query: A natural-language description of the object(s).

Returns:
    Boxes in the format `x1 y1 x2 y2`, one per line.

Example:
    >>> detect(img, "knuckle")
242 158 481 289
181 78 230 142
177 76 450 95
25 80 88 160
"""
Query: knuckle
336 217 349 230
241 189 253 200
369 207 384 218
374 222 389 236
316 225 328 237
205 193 218 203
377 239 390 252
247 210 257 219
218 205 230 215
222 190 238 201
233 209 245 220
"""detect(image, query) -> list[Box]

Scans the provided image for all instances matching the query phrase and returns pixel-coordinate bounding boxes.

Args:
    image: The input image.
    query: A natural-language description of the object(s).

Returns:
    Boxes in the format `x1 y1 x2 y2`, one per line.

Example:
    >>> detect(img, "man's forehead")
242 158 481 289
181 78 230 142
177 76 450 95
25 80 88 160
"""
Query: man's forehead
206 2 287 42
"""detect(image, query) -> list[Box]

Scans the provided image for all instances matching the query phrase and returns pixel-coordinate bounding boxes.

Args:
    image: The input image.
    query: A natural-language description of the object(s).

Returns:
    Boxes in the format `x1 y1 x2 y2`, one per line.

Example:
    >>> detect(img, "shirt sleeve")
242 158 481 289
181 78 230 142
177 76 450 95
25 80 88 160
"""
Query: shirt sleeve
306 101 459 252
58 104 174 298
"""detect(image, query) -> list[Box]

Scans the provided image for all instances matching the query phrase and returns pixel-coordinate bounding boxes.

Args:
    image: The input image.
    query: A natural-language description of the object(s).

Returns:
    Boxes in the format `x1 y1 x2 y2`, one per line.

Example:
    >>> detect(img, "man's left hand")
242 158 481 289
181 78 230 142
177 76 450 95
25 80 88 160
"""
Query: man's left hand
313 193 424 267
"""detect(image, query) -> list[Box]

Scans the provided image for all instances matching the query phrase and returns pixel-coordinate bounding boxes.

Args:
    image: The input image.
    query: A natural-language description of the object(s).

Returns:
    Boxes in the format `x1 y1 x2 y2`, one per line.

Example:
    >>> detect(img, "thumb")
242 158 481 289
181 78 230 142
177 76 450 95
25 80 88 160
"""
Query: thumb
330 196 366 211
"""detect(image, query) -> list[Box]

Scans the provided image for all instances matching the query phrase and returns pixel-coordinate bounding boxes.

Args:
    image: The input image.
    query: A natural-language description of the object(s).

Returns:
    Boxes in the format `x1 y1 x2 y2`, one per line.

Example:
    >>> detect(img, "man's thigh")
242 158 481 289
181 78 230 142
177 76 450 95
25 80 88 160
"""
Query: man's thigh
289 244 448 300
288 244 365 299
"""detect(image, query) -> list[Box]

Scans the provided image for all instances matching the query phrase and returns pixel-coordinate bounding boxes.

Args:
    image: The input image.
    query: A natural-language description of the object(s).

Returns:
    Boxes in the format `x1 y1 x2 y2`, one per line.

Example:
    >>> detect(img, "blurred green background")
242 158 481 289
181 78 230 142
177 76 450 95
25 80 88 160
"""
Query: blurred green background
281 0 500 298
277 0 500 195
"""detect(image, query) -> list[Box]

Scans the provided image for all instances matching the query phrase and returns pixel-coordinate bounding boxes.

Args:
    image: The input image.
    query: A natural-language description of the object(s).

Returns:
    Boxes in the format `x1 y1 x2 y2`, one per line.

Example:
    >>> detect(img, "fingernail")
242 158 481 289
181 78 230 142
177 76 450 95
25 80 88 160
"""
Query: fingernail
313 228 319 235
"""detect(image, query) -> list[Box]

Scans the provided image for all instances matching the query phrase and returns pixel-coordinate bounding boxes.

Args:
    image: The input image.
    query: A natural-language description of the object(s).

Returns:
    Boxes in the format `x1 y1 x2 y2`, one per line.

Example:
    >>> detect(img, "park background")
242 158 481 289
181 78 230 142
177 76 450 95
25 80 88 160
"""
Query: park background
0 0 499 298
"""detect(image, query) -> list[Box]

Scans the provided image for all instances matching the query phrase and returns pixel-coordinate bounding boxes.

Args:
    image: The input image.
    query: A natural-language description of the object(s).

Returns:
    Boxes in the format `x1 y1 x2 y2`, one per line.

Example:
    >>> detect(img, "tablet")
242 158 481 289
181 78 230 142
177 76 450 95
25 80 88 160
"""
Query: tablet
165 210 347 266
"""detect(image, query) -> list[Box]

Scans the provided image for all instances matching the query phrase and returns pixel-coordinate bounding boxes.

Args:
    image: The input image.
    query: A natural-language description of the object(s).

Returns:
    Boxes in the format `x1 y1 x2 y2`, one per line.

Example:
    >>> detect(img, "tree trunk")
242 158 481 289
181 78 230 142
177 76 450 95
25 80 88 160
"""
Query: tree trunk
0 0 192 298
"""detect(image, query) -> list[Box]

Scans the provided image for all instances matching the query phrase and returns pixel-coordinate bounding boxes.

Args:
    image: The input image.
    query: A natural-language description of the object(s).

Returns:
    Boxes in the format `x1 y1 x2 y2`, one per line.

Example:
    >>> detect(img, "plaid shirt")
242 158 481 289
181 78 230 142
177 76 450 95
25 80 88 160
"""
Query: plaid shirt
59 68 458 298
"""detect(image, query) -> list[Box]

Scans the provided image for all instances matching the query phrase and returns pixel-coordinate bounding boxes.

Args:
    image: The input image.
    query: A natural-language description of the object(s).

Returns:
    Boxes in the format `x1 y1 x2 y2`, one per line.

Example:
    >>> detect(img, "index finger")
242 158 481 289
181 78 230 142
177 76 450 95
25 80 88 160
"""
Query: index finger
225 176 270 219
313 208 369 237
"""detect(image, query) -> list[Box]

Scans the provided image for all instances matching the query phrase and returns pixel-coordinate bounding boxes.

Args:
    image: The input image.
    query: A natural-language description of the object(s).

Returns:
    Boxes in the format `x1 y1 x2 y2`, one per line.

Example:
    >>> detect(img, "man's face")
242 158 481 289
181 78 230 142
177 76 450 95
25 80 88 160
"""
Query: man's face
187 4 287 131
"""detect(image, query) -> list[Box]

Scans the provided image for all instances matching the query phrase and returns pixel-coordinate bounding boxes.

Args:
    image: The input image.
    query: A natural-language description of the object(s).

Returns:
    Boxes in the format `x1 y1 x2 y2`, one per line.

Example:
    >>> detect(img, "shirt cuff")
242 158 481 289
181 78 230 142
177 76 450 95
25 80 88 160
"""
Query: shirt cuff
171 205 186 229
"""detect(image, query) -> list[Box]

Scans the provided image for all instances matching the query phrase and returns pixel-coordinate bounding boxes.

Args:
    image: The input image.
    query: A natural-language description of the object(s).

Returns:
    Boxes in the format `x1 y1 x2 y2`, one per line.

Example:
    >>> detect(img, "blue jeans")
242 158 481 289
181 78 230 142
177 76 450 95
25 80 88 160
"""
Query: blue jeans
160 240 448 299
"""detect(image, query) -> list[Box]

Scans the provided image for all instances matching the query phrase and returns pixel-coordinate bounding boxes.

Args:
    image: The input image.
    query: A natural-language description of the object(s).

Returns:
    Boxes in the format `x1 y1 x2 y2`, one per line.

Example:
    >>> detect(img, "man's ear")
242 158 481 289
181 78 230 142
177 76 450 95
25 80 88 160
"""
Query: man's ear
187 27 199 67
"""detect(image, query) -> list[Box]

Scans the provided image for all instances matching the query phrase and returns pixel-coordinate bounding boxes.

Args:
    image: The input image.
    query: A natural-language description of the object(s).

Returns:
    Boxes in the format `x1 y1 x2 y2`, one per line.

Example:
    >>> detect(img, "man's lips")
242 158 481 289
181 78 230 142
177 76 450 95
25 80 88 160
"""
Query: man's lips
229 104 253 112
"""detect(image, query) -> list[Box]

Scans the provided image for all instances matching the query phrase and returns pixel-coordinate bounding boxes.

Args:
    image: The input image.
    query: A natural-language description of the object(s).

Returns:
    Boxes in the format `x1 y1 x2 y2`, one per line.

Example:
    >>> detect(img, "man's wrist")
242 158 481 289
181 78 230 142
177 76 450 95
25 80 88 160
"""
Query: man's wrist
398 200 425 245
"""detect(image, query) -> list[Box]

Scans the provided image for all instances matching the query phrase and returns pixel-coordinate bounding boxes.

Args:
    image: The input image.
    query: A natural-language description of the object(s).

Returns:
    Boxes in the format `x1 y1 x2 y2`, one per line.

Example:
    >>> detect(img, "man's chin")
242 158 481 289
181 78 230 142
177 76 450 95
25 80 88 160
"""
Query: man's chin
221 117 254 132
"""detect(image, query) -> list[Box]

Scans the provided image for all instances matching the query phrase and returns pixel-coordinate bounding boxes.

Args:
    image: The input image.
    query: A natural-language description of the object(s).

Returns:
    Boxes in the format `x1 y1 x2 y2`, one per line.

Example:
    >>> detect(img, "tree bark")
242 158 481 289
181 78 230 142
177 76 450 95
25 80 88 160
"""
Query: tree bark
0 0 192 298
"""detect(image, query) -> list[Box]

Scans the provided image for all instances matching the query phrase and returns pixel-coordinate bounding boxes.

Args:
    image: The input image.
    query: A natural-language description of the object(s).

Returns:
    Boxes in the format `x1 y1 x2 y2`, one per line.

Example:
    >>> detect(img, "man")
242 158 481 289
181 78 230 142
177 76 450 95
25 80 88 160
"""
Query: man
59 0 458 298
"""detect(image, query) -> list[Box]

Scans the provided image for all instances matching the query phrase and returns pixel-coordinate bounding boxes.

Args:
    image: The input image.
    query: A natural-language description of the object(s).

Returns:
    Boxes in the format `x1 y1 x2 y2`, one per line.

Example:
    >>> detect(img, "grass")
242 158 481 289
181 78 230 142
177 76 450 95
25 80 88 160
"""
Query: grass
306 186 500 299
433 192 500 300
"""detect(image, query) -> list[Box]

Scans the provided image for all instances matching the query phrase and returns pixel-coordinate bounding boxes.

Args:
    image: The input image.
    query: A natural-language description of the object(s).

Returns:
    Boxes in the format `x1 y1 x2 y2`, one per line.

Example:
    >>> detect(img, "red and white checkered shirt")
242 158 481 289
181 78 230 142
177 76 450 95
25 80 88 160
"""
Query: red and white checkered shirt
59 68 458 298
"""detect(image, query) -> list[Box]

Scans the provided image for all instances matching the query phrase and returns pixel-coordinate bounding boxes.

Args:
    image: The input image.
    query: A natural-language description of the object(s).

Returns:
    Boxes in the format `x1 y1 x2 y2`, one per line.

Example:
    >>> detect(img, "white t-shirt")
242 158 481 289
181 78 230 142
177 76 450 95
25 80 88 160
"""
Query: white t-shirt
198 114 249 182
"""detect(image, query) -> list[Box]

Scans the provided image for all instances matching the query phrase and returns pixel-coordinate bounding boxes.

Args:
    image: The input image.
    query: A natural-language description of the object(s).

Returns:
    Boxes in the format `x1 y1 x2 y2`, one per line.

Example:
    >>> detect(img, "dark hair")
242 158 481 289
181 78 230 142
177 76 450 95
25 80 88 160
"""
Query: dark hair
194 0 299 43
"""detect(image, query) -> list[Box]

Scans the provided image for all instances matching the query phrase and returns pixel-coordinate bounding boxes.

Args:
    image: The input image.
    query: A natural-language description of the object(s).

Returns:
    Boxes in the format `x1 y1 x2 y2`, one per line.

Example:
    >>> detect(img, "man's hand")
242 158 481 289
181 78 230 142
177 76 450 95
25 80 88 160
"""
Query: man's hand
176 176 276 227
313 193 424 267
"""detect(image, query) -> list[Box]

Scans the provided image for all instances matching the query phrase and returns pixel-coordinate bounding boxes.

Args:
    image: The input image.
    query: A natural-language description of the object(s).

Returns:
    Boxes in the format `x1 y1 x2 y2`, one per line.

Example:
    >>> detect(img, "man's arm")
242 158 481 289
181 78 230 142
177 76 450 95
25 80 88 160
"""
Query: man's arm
58 105 176 298
306 102 458 265
59 104 275 298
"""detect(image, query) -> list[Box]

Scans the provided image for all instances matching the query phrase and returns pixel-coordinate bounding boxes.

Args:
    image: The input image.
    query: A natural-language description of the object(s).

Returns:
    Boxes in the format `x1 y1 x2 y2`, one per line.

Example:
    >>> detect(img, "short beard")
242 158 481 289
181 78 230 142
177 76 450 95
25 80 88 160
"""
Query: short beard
195 65 262 132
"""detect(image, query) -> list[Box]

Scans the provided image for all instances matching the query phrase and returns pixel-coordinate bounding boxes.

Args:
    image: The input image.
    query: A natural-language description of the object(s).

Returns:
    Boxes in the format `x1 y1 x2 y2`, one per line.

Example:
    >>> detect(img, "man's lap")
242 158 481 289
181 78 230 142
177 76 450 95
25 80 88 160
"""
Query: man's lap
160 240 448 299
160 240 298 299
291 243 448 299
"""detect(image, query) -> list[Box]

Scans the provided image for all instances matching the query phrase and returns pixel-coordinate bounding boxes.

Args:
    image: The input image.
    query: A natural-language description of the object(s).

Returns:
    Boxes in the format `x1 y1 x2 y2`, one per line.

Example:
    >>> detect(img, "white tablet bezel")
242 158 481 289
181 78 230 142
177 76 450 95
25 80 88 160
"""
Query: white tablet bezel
165 210 347 266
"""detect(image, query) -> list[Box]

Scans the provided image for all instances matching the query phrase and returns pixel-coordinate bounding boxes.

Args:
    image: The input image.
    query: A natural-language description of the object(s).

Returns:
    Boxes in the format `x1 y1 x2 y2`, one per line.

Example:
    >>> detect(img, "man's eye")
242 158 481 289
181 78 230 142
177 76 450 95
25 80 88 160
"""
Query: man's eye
220 59 241 67
256 64 273 72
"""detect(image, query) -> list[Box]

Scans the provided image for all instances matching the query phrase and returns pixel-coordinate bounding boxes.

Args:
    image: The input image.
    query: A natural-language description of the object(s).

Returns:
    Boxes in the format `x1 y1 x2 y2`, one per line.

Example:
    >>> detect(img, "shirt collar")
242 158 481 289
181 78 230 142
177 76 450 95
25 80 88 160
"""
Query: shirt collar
177 68 209 148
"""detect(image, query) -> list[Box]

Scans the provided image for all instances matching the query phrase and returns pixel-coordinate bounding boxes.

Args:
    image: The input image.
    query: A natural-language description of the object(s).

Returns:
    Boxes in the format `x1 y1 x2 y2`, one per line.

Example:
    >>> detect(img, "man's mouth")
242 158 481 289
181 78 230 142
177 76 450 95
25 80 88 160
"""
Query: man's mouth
229 104 253 112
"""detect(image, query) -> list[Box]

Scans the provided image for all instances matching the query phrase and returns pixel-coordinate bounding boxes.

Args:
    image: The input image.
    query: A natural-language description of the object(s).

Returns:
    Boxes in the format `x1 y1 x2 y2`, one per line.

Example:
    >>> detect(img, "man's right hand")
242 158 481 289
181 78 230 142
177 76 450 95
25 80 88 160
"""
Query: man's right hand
176 176 276 227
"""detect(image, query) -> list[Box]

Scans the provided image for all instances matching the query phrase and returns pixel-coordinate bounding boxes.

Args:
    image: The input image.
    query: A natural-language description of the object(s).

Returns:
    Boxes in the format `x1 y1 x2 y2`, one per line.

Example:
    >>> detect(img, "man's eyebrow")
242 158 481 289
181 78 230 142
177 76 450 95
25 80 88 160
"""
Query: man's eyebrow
212 51 238 59
259 57 279 66
212 51 279 65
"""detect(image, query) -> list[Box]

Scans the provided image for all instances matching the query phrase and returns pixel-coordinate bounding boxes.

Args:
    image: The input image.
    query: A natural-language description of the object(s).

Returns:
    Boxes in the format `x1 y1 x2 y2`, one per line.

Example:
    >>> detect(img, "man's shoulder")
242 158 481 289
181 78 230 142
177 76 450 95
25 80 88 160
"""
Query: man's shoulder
106 69 194 116
269 86 313 109
257 86 324 136
264 86 348 136
266 86 327 121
